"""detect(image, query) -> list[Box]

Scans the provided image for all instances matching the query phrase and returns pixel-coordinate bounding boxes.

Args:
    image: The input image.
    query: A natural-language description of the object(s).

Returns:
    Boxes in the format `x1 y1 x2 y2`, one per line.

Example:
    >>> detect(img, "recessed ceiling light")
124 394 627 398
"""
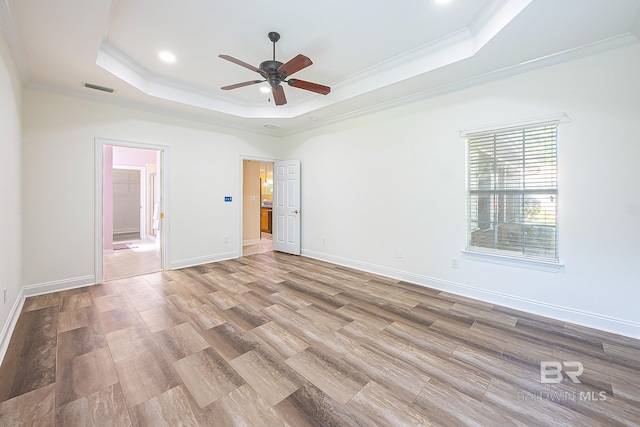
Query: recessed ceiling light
260 86 271 94
158 51 176 63
263 124 280 129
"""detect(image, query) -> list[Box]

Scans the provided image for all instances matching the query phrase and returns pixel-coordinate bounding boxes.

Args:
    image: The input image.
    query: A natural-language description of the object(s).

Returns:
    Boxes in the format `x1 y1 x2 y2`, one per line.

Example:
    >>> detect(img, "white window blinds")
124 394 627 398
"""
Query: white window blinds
466 123 558 262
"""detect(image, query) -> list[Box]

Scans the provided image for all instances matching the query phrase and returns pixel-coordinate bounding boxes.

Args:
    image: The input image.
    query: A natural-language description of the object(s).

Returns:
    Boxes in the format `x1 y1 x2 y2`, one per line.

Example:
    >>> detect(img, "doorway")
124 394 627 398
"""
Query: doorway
95 139 169 283
242 159 274 256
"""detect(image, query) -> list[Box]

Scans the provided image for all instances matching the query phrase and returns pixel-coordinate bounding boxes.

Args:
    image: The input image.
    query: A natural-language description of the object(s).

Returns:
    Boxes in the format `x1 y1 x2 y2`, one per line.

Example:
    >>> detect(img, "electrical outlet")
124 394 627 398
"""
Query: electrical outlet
396 249 404 259
322 237 326 245
223 236 229 243
3 289 7 304
451 258 460 269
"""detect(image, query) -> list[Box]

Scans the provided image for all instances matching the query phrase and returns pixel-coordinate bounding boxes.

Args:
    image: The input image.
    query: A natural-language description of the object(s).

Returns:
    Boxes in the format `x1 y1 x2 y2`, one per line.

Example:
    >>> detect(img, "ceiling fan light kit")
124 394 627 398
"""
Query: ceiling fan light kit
219 32 330 106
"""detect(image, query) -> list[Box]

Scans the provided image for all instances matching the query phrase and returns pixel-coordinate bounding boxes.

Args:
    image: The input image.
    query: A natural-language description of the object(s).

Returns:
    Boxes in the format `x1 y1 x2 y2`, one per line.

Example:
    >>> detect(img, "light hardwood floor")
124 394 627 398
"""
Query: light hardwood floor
1 252 639 426
242 233 273 257
104 238 161 282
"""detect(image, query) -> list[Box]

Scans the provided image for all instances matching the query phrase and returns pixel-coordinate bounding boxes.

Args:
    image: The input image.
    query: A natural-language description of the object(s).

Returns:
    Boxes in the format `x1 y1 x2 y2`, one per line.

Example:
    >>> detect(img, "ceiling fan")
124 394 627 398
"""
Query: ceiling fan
219 32 331 106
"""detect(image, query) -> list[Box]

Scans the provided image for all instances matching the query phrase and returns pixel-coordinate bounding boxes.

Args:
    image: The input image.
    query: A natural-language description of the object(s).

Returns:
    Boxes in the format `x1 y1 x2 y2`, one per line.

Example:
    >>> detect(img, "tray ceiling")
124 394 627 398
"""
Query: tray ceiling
2 0 639 134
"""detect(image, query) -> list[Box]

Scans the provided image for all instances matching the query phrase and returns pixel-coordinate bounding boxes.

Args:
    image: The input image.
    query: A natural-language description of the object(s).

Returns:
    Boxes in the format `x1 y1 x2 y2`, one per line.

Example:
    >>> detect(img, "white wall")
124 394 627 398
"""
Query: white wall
281 44 640 338
0 28 23 357
21 89 281 290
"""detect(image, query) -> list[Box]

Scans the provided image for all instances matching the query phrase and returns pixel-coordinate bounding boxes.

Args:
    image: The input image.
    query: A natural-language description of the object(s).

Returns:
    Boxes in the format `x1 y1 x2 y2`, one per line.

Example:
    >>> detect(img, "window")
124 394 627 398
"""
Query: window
466 122 558 262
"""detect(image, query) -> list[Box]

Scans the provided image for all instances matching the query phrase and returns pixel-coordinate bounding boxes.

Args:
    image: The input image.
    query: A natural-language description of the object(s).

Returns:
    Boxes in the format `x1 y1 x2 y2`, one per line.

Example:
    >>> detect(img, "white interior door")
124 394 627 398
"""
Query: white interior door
273 159 301 255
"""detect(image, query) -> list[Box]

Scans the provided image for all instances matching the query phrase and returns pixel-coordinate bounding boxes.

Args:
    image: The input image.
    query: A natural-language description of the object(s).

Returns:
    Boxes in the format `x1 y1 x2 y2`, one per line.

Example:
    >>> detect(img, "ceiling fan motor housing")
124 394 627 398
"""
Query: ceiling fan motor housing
260 60 286 87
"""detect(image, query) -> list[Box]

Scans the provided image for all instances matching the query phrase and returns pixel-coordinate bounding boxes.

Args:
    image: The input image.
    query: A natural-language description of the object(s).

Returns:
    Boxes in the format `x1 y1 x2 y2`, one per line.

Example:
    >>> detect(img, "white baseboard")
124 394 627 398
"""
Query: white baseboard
0 289 25 368
302 249 640 339
170 251 239 270
243 239 261 246
22 275 96 297
0 276 96 366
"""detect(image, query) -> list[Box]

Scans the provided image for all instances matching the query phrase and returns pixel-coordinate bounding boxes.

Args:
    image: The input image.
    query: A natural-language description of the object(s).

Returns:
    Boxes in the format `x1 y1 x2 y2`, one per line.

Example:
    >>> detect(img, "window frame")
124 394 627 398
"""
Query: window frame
461 115 568 271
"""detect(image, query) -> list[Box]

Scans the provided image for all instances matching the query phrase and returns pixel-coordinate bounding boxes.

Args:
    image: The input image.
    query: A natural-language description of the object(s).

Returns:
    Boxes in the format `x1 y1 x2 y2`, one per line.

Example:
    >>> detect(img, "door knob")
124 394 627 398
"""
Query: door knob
293 210 299 214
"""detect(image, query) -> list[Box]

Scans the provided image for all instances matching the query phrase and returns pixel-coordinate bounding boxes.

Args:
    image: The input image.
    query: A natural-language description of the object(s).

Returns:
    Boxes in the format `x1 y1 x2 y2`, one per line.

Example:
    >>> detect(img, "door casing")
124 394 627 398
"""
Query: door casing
95 138 170 284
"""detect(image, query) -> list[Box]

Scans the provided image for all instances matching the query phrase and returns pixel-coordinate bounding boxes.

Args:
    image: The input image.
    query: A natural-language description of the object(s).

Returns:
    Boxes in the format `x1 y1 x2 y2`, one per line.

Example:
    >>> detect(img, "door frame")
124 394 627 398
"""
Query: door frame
239 155 276 255
95 138 170 283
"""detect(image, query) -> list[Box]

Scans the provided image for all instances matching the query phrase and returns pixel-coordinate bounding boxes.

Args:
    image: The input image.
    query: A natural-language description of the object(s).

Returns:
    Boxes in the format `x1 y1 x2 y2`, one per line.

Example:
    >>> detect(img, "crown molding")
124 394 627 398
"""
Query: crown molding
0 0 30 82
281 33 639 137
26 32 639 139
24 80 282 137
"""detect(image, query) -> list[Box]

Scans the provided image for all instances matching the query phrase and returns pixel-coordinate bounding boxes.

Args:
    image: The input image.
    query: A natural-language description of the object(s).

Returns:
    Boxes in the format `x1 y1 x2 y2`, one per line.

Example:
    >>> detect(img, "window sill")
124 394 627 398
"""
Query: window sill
462 249 564 272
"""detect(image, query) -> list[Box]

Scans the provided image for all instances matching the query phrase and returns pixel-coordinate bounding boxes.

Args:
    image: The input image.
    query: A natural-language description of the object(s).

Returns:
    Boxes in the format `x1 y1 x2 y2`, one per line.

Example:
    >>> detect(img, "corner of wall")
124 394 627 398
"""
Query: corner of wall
0 288 24 368
0 11 24 368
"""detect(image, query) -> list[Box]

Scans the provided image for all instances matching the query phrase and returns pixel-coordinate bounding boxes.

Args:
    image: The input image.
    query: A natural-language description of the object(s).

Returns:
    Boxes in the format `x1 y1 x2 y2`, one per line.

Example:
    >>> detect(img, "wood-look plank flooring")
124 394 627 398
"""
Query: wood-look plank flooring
1 252 639 426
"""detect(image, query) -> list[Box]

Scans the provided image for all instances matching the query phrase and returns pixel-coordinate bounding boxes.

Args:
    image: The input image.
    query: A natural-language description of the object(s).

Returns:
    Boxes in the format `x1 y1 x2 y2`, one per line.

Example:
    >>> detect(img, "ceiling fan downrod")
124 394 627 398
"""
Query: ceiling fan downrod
261 32 285 88
268 31 280 61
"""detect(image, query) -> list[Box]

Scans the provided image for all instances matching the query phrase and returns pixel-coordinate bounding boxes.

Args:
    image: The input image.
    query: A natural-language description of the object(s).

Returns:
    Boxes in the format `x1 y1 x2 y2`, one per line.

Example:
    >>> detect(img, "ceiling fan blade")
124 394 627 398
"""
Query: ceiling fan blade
272 85 287 106
221 80 264 90
277 54 312 77
218 54 261 73
287 79 331 95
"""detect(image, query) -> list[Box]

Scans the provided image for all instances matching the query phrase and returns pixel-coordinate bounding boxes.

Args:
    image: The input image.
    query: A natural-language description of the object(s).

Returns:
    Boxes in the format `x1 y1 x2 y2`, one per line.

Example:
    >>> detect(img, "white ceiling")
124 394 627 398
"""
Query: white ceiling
2 0 639 135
